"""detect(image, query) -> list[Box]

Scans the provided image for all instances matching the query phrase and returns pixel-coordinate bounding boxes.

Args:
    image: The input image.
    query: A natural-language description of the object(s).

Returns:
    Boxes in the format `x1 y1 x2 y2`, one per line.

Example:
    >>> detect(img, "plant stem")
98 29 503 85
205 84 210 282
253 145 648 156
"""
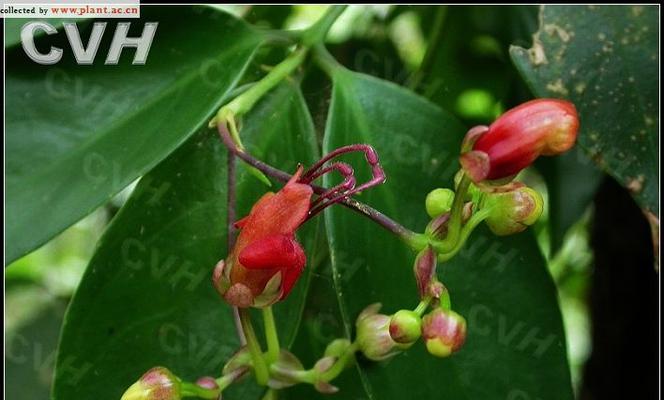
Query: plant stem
432 173 471 254
215 367 247 392
239 308 270 385
320 342 359 382
407 6 447 90
211 47 307 129
414 297 432 316
439 287 452 310
216 124 421 245
302 5 347 45
211 6 347 129
312 43 344 76
437 207 492 262
181 382 220 399
262 306 281 364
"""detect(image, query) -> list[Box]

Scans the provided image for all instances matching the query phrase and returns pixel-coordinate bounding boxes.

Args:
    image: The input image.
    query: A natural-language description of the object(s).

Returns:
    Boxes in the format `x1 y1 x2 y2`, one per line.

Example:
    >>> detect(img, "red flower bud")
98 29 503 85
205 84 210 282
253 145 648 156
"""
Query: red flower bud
214 168 313 308
422 309 467 357
460 99 579 182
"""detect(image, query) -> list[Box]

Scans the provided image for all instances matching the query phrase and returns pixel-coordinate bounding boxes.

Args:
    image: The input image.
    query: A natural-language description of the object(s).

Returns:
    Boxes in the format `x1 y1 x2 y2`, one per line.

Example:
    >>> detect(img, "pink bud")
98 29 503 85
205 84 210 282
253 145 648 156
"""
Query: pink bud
121 367 181 400
422 309 467 358
195 377 218 390
413 246 437 299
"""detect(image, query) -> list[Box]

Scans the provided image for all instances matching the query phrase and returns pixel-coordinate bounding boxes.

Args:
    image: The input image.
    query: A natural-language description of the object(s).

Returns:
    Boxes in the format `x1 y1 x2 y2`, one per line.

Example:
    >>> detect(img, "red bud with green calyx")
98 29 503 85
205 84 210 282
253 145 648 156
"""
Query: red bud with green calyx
460 99 579 183
422 309 467 358
485 186 544 236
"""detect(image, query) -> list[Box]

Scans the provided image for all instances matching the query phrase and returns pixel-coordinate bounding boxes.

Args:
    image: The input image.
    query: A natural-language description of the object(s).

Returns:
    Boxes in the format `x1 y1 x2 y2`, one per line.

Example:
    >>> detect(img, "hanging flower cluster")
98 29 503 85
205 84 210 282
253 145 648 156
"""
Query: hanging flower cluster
121 98 579 399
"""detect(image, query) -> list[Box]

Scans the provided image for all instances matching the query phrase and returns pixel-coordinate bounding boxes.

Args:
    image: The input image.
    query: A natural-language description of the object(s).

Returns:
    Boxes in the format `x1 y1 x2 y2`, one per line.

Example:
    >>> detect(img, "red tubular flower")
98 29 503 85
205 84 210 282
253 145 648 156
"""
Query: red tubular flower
214 169 312 308
214 127 386 308
459 99 579 183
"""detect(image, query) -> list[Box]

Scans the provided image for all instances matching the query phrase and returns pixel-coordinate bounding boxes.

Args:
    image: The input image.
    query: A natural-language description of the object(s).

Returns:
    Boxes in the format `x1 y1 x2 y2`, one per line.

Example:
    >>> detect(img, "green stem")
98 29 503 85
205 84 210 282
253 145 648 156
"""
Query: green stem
320 342 359 382
414 297 432 316
407 6 447 90
181 383 219 399
262 306 281 364
439 287 452 310
211 47 307 128
437 207 492 262
239 308 270 385
302 5 348 45
274 341 359 386
312 43 344 77
432 173 471 254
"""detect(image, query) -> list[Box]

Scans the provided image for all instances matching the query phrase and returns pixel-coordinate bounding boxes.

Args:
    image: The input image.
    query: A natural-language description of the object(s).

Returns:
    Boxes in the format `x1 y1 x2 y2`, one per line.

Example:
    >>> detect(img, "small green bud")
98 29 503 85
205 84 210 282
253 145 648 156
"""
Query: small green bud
422 309 467 358
425 188 455 218
389 310 422 344
121 367 181 400
356 303 408 361
485 187 544 236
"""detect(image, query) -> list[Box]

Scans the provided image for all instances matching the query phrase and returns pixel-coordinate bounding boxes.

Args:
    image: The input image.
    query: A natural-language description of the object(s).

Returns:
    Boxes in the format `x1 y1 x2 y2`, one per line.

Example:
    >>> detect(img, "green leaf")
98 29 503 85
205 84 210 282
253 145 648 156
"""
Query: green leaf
53 82 320 400
538 147 603 254
322 69 573 399
5 281 68 400
5 7 263 264
510 5 659 215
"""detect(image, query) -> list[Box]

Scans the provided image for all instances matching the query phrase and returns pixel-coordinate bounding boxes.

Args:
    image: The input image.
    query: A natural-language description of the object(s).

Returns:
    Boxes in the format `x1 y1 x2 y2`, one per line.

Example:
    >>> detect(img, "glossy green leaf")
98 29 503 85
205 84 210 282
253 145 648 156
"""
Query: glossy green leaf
53 82 320 400
5 7 263 263
322 68 573 399
511 5 659 215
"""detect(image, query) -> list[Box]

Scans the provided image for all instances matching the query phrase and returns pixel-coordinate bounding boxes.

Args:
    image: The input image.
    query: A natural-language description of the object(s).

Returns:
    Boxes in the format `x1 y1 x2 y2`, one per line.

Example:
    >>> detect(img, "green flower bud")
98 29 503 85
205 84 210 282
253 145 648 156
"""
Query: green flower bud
425 188 455 218
356 303 408 361
389 310 422 344
422 309 467 358
121 367 181 400
485 187 544 236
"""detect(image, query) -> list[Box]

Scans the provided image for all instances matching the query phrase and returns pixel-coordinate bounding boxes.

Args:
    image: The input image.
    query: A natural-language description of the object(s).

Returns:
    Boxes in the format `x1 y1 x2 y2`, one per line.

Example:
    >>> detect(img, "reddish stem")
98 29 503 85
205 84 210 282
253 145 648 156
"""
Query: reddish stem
216 124 416 241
